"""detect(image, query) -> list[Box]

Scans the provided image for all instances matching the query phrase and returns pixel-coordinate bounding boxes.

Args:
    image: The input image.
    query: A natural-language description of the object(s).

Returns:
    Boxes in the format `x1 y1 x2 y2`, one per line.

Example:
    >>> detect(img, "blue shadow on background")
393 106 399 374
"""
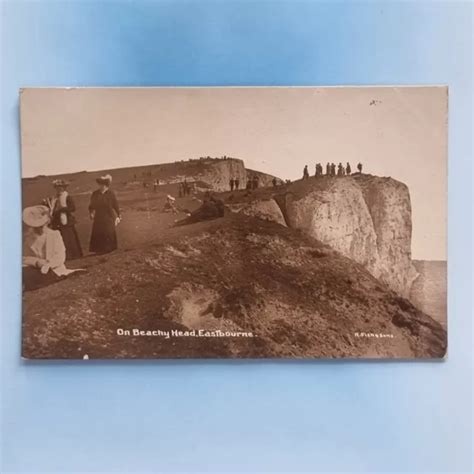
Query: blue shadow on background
1 1 472 473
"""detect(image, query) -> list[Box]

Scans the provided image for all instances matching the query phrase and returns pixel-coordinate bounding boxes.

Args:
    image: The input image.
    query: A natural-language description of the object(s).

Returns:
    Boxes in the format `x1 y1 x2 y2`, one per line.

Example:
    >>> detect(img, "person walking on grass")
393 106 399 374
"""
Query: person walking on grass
88 174 121 255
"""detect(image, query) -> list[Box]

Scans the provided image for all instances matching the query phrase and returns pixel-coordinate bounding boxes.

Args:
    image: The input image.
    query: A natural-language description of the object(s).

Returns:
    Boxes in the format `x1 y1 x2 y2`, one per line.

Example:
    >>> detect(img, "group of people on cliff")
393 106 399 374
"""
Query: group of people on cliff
246 176 260 190
227 175 261 191
228 177 241 191
228 176 262 191
303 162 363 179
22 174 121 291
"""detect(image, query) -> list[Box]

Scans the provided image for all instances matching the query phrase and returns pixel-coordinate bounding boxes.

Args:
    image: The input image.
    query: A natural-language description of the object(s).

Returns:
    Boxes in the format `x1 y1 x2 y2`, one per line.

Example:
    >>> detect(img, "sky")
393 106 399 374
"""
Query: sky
20 87 447 260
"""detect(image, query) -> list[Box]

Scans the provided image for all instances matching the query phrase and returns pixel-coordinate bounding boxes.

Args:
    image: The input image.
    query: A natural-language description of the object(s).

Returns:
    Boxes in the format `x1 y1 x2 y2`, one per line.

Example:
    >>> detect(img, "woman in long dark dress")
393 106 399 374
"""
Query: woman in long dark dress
44 179 83 260
88 174 121 254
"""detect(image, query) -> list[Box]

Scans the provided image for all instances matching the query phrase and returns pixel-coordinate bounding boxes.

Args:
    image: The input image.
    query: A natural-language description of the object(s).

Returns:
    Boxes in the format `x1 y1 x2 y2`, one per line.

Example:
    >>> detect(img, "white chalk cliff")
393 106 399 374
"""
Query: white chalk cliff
273 175 418 297
196 159 248 191
151 158 418 297
162 158 277 192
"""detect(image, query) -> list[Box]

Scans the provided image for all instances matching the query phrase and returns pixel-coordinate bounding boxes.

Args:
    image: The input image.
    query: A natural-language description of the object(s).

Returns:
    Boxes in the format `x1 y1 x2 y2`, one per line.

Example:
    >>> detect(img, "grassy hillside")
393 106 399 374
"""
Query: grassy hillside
22 214 446 359
22 157 275 206
22 165 445 359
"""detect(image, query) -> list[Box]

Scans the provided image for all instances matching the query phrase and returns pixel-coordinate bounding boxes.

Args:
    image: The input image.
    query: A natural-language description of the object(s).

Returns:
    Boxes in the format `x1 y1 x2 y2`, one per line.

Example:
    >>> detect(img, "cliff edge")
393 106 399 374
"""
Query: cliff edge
229 174 418 297
158 158 278 192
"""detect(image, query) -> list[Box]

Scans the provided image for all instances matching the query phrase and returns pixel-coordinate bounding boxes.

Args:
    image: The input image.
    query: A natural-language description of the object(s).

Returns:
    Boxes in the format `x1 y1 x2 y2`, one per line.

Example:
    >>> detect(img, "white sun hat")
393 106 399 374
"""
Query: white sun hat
22 205 50 227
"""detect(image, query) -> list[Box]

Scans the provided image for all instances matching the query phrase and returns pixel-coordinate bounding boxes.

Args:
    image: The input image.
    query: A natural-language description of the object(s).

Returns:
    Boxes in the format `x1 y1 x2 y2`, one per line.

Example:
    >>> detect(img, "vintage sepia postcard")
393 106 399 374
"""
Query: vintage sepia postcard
20 86 447 359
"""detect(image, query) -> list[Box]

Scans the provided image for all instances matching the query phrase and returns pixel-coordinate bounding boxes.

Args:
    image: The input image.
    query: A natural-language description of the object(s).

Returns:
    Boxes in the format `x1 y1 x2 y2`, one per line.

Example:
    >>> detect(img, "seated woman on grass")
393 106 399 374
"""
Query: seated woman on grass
22 205 84 291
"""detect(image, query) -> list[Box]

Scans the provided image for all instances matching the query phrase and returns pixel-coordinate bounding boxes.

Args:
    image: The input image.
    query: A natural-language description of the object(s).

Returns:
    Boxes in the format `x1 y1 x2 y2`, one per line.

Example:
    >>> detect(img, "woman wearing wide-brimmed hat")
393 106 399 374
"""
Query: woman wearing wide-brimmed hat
22 205 84 291
88 174 121 254
43 179 83 260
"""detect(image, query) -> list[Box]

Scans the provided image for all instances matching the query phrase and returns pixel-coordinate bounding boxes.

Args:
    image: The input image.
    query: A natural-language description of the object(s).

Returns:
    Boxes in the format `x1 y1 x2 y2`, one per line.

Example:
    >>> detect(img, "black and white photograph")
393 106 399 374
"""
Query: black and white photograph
20 86 447 359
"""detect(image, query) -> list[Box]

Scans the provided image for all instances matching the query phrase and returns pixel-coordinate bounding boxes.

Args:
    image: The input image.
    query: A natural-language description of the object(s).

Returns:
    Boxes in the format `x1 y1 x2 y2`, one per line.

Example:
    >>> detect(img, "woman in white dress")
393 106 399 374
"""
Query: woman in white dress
22 205 83 291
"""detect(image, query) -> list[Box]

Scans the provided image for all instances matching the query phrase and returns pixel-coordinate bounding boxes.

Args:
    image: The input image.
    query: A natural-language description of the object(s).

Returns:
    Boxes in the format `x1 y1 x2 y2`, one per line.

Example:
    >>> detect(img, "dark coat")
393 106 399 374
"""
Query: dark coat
50 195 77 228
88 189 121 254
48 195 83 260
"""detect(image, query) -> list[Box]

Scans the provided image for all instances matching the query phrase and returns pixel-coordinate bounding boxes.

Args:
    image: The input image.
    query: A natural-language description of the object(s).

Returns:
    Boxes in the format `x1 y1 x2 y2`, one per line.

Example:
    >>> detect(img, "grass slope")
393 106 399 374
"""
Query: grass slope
22 215 446 359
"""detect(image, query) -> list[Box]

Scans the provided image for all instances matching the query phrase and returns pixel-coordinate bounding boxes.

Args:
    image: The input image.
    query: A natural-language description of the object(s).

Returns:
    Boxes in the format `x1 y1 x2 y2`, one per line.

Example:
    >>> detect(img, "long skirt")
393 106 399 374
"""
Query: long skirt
89 215 117 254
23 267 62 291
59 225 83 260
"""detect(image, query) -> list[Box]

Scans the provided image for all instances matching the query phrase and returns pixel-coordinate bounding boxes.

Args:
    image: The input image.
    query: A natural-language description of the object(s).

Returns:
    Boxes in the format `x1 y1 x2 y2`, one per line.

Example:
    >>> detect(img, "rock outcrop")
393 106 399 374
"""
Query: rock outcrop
189 158 247 191
274 175 417 297
227 199 287 226
156 159 279 192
